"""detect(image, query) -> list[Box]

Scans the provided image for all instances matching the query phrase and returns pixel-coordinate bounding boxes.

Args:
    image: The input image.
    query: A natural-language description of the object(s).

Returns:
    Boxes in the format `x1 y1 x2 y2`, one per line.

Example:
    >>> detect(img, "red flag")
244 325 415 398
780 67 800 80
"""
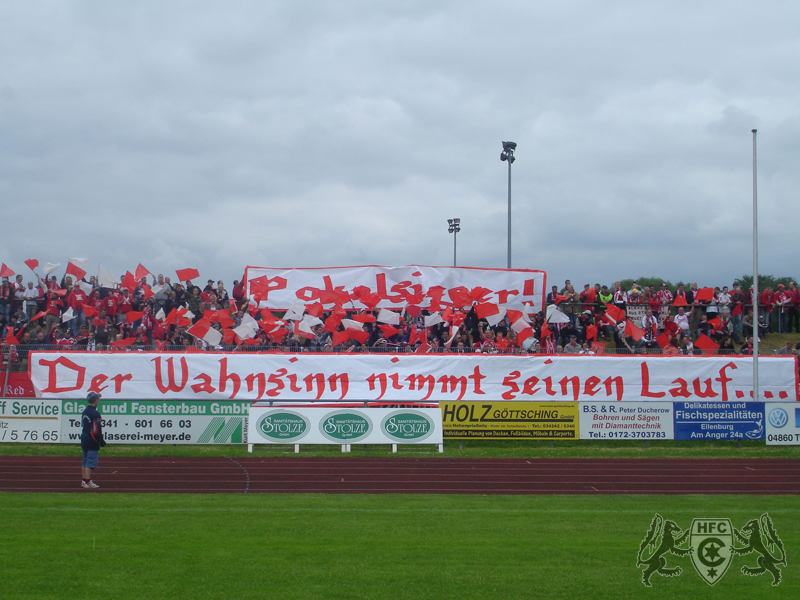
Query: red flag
655 333 671 349
694 334 720 354
554 294 568 305
134 264 150 281
120 271 138 293
5 327 19 346
405 305 422 318
30 311 47 322
506 309 523 324
347 328 370 344
708 317 722 331
516 326 533 345
332 330 349 346
591 341 606 354
304 302 325 318
24 259 39 272
586 324 597 341
378 324 399 338
323 315 342 334
267 327 288 343
187 318 212 340
624 321 645 341
475 303 500 319
351 313 376 323
82 305 99 318
0 264 14 278
672 295 688 307
222 329 236 345
409 327 422 345
540 324 552 338
216 312 235 330
731 303 742 316
125 310 144 323
66 260 87 280
176 268 200 282
694 288 715 302
111 337 137 346
451 311 466 327
93 317 104 327
605 305 626 324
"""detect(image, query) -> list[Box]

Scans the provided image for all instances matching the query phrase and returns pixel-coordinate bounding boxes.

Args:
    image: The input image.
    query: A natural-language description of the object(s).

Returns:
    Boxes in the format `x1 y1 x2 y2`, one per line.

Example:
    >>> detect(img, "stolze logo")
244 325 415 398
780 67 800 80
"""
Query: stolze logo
256 411 309 442
768 407 788 429
320 411 372 442
637 513 786 587
381 411 434 442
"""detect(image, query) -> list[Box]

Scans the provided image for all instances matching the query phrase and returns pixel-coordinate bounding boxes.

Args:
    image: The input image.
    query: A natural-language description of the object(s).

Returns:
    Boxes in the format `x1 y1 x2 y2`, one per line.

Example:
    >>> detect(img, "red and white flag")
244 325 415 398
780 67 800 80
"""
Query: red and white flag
66 258 90 280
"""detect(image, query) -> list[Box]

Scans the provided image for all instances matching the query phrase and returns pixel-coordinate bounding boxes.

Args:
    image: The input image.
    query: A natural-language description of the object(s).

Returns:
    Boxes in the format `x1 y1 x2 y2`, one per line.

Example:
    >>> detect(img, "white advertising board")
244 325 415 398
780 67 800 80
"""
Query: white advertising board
249 406 443 445
579 402 673 440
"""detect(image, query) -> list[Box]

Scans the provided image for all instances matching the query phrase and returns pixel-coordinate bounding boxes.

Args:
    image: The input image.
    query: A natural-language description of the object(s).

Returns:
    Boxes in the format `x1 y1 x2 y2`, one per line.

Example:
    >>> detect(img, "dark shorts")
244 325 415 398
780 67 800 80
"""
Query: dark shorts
82 449 99 469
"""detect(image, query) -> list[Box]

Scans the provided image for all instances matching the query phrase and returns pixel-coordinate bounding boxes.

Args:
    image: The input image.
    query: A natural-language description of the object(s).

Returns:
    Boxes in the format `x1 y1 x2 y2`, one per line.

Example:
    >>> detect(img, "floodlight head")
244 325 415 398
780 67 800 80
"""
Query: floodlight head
447 219 454 226
453 218 460 225
500 152 507 161
502 141 517 152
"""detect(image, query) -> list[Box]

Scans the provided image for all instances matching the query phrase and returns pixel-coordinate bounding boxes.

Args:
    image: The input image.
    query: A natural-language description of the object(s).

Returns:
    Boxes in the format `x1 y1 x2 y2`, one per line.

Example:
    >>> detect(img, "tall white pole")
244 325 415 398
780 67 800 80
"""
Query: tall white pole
752 129 759 401
507 160 512 269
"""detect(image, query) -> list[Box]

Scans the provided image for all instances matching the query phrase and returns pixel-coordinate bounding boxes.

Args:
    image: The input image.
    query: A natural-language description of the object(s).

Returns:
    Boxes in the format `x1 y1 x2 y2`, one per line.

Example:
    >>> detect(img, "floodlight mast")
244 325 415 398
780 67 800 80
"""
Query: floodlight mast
447 218 461 266
500 141 516 269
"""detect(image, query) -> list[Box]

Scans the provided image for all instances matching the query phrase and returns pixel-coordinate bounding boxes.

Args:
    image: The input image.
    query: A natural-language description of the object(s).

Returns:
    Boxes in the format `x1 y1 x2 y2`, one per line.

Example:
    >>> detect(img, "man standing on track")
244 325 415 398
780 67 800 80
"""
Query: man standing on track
81 392 106 489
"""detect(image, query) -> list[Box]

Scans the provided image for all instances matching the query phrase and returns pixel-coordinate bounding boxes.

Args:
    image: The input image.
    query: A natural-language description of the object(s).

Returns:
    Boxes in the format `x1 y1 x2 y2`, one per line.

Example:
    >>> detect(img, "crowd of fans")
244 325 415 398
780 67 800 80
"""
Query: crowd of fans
1 272 799 361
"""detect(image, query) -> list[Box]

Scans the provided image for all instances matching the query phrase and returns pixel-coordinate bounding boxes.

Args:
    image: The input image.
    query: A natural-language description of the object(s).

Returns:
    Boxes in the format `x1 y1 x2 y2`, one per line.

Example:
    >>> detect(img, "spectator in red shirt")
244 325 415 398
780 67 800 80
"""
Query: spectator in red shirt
788 281 800 333
67 285 89 335
44 290 65 333
232 279 245 310
116 288 133 323
103 291 117 320
775 284 791 333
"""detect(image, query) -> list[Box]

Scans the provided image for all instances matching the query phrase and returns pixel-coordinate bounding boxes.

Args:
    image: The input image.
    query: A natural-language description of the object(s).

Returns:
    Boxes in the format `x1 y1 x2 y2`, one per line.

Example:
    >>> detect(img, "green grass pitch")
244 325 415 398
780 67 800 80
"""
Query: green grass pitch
1 492 797 599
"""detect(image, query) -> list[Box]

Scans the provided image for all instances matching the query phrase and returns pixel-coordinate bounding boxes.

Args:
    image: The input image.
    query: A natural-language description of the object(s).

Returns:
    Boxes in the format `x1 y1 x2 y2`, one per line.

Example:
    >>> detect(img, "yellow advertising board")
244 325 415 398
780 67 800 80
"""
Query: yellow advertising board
441 401 579 439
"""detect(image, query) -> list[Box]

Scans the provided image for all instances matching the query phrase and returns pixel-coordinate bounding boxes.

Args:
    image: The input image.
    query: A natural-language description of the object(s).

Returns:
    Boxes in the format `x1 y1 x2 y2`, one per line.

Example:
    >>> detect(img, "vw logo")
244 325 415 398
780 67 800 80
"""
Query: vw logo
768 407 789 429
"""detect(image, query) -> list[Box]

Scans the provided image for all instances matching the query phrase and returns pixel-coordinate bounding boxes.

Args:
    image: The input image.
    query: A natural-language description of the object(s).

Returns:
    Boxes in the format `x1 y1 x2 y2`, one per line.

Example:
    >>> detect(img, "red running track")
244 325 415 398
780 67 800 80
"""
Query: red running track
1 457 799 494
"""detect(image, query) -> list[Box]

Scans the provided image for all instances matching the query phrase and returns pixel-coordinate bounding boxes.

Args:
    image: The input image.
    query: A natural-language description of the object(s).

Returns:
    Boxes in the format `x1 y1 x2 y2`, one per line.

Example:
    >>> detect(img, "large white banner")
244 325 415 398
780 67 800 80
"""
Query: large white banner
29 352 798 403
248 406 443 445
244 265 546 311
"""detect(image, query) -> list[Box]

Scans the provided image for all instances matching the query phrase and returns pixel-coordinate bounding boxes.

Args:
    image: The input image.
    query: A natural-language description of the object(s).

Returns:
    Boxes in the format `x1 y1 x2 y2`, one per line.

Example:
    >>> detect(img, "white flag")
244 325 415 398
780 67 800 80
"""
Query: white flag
424 313 444 328
43 262 61 276
283 303 304 321
298 314 324 335
97 264 116 288
202 327 223 347
341 319 364 331
546 304 570 324
61 307 75 323
486 308 507 327
377 308 401 325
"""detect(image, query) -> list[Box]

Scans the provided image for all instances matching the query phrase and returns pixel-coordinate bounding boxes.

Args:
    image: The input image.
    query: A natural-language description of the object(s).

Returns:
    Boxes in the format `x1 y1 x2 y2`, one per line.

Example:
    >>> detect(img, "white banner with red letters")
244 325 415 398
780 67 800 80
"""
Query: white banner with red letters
244 265 546 311
29 352 798 403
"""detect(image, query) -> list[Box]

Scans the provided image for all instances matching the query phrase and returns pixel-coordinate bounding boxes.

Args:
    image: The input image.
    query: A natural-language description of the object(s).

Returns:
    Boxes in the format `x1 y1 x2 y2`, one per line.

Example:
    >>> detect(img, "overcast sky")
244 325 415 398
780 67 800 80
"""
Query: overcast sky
1 1 798 291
